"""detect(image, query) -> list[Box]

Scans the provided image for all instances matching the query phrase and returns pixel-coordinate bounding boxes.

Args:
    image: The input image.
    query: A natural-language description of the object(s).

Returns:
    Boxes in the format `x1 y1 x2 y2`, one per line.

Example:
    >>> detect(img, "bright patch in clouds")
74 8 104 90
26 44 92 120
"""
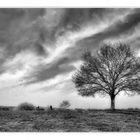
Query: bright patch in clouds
2 50 42 80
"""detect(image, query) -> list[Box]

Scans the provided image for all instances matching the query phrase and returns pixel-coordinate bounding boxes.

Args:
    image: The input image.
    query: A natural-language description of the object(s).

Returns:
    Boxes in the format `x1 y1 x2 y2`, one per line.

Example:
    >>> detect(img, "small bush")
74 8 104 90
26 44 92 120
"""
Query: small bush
59 100 71 109
0 107 9 111
16 102 36 111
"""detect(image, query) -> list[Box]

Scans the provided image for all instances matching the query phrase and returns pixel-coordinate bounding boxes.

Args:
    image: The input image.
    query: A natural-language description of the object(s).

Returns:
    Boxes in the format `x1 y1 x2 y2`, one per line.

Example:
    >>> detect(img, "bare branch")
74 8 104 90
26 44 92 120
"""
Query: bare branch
72 42 140 109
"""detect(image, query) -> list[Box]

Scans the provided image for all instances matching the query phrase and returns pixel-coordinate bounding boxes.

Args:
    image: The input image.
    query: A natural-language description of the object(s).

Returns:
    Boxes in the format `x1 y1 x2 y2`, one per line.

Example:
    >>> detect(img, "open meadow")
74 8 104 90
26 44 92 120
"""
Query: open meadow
0 108 140 132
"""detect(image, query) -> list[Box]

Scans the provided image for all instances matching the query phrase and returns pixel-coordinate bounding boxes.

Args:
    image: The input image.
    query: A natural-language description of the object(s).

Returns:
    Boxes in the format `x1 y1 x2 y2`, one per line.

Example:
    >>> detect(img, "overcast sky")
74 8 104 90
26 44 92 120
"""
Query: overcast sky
0 8 140 108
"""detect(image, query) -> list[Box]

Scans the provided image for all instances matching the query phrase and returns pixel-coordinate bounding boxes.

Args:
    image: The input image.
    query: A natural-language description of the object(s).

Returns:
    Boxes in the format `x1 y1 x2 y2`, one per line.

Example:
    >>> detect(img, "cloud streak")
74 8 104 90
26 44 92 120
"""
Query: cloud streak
1 8 140 108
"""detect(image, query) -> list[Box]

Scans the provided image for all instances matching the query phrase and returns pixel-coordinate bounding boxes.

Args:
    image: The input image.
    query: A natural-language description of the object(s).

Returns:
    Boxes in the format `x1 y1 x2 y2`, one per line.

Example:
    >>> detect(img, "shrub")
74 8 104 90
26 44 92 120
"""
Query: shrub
59 100 71 109
16 102 36 111
0 107 9 111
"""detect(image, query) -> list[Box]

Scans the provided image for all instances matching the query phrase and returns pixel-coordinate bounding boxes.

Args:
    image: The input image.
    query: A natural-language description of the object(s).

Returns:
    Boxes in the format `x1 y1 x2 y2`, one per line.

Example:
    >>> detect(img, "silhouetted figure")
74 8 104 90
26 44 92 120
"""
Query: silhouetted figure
36 106 45 111
50 105 53 110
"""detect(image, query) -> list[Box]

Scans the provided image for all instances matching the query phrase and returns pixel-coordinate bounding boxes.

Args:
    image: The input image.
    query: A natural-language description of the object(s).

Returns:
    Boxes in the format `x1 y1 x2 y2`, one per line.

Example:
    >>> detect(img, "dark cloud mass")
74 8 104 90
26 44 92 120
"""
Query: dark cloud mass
82 9 140 42
0 8 140 87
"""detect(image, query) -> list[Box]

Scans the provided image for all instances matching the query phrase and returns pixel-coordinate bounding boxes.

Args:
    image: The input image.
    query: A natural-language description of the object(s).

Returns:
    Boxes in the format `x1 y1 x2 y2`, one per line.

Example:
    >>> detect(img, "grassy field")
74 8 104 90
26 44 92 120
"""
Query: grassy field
0 108 140 132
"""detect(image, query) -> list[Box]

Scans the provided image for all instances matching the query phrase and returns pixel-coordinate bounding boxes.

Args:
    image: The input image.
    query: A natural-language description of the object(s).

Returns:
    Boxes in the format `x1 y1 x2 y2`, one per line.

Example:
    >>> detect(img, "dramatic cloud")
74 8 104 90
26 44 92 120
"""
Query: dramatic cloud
1 8 140 108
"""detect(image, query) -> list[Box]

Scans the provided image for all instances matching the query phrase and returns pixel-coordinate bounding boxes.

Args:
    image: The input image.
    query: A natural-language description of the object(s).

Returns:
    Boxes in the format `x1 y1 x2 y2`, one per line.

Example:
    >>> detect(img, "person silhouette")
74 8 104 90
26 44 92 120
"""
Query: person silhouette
50 105 53 110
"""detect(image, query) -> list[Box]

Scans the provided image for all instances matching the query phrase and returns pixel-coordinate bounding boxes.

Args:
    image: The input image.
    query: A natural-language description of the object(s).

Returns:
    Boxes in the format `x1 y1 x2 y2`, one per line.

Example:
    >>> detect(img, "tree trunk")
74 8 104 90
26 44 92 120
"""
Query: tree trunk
110 95 115 110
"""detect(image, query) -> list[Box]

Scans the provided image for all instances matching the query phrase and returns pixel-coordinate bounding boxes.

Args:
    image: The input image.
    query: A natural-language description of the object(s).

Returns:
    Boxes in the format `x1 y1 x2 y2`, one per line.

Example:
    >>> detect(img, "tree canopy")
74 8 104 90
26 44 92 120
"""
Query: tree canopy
72 43 140 110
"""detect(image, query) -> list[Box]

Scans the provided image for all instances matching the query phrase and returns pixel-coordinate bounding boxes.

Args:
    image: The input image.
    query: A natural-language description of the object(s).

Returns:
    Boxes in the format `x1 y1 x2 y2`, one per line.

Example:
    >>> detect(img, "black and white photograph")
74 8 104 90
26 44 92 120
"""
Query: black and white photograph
1 7 140 132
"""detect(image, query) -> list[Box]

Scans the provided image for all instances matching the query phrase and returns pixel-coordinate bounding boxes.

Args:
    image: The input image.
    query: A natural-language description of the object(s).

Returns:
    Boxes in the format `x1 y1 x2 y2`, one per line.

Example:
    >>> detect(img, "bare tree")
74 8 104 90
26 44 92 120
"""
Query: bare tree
59 100 71 109
72 43 140 110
